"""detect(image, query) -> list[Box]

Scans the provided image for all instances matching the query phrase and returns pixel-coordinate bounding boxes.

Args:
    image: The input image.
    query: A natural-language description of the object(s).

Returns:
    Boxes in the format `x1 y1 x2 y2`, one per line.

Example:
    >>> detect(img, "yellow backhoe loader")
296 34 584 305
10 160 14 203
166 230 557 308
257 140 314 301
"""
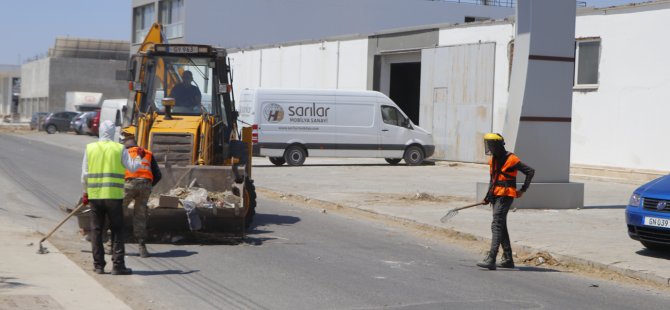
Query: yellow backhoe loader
77 23 256 239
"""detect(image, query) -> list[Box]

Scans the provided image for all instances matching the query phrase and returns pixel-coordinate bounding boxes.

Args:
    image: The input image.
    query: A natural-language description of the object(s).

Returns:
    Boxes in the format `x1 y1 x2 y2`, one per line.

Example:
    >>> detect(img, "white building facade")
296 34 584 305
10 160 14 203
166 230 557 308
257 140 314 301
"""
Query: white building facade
131 0 670 173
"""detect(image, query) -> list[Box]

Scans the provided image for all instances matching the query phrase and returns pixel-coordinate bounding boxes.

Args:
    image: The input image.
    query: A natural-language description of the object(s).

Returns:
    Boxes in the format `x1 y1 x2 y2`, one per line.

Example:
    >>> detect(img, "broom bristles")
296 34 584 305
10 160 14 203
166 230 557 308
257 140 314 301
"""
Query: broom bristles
440 210 458 223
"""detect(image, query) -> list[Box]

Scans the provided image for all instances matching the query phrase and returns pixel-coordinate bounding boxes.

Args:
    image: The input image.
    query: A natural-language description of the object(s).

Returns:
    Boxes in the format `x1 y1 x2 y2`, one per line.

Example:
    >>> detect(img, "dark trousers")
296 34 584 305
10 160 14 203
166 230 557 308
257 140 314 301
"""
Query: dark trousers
489 196 514 257
90 199 126 269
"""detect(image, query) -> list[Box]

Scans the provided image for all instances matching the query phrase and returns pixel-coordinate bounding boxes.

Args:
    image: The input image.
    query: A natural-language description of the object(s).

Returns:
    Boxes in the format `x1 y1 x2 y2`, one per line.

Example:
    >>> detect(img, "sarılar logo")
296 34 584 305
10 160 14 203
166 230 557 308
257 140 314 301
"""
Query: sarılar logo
263 103 284 123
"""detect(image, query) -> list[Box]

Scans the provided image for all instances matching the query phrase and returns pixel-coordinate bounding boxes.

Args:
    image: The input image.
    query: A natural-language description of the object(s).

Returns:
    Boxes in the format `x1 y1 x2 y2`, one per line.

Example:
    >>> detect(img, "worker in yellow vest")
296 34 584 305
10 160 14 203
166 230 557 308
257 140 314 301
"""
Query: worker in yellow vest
81 120 143 275
477 133 535 270
123 137 161 258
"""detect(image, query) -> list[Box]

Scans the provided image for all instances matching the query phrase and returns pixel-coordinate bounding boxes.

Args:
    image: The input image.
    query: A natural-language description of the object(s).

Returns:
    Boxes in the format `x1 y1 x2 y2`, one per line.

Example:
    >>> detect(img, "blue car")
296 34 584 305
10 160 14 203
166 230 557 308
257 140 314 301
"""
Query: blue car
626 176 670 251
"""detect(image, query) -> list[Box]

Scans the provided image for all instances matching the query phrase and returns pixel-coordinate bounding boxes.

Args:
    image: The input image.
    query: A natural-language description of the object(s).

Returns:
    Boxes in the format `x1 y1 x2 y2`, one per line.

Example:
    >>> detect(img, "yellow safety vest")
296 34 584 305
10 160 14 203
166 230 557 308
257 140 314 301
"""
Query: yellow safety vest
86 141 126 199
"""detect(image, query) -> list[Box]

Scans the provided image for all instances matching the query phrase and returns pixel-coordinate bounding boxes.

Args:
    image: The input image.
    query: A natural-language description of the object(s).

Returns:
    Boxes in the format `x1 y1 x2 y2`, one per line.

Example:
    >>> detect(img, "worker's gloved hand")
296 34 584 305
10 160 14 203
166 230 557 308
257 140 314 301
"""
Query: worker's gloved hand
516 190 525 198
82 193 89 206
136 147 146 158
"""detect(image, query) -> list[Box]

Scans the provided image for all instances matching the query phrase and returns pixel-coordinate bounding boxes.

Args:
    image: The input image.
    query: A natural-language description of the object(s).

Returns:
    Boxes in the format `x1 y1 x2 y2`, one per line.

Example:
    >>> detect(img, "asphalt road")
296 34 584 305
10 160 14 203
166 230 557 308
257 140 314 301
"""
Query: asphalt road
1 132 670 309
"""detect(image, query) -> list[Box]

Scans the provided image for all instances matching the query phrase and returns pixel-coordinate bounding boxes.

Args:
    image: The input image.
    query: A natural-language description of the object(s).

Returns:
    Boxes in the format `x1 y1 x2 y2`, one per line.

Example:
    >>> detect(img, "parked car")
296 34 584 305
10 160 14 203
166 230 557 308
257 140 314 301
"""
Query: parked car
70 112 85 134
626 176 670 251
90 110 101 137
42 111 79 134
30 112 49 130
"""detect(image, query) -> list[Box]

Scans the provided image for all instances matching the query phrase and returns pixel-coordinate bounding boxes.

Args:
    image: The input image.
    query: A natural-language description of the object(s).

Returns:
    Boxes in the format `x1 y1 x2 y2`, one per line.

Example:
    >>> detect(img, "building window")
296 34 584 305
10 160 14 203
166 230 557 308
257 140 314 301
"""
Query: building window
133 4 155 44
160 0 184 39
464 16 490 23
574 38 601 89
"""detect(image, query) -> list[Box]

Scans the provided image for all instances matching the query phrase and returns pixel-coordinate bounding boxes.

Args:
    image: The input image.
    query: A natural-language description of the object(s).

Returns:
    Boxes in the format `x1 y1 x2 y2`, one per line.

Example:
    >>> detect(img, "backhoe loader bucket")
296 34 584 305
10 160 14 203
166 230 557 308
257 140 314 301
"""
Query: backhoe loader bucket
75 164 256 241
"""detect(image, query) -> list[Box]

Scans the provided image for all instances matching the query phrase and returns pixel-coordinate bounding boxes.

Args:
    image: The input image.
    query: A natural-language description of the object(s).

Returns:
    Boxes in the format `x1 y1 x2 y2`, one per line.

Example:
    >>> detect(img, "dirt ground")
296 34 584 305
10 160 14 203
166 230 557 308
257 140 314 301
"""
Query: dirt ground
0 124 32 134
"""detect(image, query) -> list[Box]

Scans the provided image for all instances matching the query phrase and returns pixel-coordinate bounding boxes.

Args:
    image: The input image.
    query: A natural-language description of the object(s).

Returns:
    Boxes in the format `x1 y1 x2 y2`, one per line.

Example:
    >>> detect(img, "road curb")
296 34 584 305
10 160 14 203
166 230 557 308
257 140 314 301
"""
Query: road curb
257 187 670 288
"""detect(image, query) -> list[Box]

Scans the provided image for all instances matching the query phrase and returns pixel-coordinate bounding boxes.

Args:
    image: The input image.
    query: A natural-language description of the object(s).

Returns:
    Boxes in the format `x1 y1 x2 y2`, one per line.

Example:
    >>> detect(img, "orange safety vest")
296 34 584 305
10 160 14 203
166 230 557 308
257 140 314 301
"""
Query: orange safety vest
125 146 153 181
489 153 520 198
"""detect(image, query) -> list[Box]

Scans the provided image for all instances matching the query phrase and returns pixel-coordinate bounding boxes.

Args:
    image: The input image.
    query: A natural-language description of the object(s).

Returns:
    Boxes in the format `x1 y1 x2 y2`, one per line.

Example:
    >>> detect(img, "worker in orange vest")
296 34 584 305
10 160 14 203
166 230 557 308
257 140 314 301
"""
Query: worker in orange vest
123 137 161 258
477 133 535 270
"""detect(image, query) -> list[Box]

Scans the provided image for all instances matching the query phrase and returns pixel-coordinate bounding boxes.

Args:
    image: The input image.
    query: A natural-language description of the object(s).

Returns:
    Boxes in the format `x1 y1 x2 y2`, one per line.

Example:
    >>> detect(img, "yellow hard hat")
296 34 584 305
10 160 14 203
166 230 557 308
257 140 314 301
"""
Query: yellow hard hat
484 133 504 141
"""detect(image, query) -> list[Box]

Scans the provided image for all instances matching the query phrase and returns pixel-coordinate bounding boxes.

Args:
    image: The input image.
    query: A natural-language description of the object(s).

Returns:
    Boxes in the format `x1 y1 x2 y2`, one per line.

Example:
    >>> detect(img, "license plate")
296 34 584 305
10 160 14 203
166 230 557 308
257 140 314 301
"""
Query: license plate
644 216 670 228
169 46 197 53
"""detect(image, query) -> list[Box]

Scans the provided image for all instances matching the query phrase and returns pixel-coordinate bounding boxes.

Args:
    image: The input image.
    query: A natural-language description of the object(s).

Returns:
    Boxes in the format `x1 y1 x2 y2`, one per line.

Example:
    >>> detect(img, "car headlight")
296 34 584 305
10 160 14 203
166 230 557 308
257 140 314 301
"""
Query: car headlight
628 193 641 207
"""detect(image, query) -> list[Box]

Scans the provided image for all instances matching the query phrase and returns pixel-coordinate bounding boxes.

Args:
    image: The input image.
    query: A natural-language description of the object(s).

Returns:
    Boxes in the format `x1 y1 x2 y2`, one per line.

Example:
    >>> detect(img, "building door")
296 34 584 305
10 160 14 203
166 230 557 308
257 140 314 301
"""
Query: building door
419 43 495 163
376 52 422 125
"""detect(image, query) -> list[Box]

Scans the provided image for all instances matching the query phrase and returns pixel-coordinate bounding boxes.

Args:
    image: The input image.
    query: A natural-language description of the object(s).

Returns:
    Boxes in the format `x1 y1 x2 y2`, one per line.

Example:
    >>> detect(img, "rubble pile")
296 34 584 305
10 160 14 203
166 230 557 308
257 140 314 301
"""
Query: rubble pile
148 187 240 209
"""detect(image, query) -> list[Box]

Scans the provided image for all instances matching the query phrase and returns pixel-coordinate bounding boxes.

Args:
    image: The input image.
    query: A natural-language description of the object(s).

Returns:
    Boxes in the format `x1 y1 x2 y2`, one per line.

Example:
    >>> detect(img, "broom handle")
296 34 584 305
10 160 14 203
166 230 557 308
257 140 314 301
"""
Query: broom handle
453 201 488 212
39 202 85 244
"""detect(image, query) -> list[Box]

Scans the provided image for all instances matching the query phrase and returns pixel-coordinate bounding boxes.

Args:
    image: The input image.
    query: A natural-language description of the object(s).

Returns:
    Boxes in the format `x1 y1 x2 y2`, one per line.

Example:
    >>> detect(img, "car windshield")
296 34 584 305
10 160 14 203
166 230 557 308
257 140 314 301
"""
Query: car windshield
147 55 213 116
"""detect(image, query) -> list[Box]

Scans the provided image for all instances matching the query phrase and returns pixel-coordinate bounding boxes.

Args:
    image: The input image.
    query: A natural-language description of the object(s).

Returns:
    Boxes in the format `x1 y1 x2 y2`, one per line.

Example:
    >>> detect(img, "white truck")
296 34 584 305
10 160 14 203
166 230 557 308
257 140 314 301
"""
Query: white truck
99 98 127 141
238 88 434 166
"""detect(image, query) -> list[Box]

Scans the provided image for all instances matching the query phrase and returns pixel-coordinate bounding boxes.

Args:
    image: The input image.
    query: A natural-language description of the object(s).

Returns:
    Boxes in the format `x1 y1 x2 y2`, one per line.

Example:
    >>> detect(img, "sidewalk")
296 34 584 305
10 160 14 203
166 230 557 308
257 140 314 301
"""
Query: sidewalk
0 216 131 310
252 158 670 287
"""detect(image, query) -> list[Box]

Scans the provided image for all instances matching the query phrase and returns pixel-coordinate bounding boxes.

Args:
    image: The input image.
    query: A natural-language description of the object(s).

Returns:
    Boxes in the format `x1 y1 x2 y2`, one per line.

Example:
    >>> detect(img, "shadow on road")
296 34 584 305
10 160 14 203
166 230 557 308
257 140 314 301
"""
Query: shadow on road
133 269 199 276
149 249 198 258
635 249 670 260
581 205 626 210
253 213 300 227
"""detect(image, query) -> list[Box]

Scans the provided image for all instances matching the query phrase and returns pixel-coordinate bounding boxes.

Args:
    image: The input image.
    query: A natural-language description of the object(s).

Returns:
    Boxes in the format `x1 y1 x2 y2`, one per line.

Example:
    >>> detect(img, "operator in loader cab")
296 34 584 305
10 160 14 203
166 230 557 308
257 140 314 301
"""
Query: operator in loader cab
477 133 535 270
169 70 201 112
81 120 145 275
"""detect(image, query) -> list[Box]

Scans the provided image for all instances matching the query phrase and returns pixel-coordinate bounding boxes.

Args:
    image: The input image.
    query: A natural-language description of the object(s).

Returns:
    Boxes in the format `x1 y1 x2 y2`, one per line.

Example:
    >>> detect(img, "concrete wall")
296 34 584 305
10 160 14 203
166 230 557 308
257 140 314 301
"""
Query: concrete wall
47 58 128 112
228 38 369 100
19 57 127 120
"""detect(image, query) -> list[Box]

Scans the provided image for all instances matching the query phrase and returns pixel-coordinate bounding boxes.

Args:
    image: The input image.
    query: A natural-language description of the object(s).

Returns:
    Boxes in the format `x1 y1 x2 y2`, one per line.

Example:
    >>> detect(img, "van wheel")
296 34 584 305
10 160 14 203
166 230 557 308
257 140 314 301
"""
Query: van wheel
403 146 424 166
46 124 57 134
385 158 402 165
269 157 286 166
284 145 306 166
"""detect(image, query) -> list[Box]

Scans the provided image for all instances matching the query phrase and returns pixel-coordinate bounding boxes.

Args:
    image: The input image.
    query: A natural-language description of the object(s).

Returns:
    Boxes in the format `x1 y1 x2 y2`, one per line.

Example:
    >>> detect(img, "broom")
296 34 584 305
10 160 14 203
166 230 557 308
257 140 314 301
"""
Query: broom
440 201 488 223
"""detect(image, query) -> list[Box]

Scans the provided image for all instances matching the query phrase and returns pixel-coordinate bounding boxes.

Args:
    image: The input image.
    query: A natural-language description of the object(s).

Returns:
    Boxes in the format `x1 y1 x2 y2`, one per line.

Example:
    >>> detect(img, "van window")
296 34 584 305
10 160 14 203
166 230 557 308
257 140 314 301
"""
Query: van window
381 105 410 128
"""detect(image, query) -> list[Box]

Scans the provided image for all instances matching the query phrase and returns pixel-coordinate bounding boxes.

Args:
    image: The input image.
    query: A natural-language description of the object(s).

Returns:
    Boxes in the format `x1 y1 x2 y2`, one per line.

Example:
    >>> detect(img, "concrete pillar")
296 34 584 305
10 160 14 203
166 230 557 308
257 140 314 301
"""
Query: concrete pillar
477 0 584 209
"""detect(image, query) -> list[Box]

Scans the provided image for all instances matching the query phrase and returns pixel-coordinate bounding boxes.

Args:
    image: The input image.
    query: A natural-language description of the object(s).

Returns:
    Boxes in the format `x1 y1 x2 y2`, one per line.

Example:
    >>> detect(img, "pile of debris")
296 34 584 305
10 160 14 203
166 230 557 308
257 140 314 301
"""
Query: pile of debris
148 187 240 209
521 251 560 266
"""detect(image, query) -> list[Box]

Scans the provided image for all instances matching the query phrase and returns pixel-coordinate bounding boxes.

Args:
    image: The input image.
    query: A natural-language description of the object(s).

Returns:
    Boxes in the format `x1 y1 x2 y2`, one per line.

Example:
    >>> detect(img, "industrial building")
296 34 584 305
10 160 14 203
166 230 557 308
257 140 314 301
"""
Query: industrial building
19 38 130 120
131 0 668 174
0 65 20 122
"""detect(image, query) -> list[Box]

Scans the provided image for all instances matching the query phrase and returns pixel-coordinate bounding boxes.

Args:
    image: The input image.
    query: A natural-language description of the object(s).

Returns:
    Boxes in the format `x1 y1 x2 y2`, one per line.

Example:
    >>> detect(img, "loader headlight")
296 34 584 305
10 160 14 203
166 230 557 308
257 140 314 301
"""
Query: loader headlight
628 193 641 207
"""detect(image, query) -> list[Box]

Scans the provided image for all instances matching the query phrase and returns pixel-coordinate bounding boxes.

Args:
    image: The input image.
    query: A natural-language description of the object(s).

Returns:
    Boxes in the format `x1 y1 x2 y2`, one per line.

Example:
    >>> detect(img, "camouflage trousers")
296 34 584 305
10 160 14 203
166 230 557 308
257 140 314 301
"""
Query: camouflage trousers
123 178 152 241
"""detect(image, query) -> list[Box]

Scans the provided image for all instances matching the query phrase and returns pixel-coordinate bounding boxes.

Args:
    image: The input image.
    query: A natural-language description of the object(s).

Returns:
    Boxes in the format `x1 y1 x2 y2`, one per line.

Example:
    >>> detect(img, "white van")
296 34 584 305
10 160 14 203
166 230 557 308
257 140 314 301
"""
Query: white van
238 89 434 166
100 99 127 141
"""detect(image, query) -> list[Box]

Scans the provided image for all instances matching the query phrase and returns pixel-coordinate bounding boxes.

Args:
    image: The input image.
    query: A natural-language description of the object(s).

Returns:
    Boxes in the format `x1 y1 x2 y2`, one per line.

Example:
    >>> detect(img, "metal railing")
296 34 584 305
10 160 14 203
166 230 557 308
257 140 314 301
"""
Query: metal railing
432 1 588 8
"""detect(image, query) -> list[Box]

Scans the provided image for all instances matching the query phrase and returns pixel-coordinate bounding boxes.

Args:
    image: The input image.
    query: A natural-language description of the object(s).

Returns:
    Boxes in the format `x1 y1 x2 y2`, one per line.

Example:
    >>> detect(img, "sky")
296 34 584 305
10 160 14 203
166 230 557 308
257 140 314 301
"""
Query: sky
0 0 645 65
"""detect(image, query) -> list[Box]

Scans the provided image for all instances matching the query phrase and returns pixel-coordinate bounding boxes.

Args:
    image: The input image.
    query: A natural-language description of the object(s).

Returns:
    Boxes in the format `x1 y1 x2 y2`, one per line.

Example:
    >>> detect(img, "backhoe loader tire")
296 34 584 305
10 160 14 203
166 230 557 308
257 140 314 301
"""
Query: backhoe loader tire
269 157 286 166
403 145 424 166
284 145 306 166
244 178 257 229
385 158 402 165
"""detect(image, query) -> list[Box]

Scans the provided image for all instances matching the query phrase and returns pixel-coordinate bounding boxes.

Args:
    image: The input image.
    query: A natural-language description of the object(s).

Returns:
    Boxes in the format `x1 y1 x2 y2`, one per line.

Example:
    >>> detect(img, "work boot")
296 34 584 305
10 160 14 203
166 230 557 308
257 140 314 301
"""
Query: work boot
476 252 496 270
93 267 105 275
497 252 515 269
111 266 133 275
138 242 150 258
